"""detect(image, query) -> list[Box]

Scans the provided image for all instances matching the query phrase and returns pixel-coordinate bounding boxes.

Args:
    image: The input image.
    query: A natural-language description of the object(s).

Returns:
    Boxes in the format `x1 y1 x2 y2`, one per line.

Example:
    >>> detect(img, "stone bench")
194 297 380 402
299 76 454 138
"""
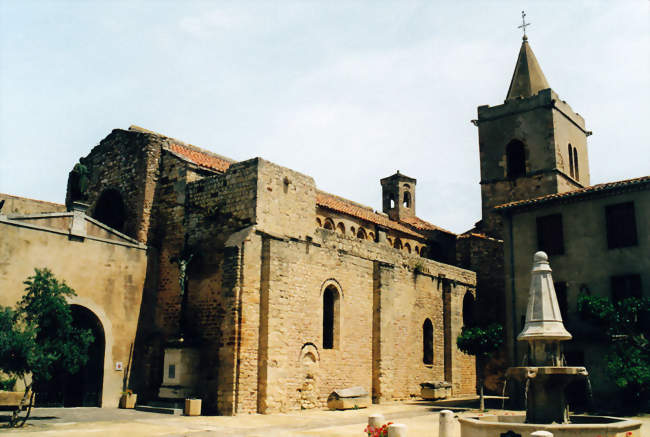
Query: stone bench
327 386 370 410
420 381 451 400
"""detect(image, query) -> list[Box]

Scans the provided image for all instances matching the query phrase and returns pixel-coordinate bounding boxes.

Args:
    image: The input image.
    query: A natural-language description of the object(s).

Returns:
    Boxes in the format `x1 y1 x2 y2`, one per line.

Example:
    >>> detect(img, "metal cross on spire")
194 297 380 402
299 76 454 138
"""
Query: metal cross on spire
518 10 531 41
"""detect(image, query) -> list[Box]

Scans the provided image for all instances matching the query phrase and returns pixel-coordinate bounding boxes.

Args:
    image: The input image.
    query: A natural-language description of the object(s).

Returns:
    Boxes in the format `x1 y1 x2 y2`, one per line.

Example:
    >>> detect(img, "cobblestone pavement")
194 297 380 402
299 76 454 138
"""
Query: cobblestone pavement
1 403 648 437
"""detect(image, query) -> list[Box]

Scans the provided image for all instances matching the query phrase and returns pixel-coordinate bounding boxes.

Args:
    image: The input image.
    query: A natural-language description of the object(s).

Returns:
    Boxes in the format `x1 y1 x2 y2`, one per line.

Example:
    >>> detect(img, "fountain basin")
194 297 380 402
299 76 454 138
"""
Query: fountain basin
506 366 588 381
459 413 642 437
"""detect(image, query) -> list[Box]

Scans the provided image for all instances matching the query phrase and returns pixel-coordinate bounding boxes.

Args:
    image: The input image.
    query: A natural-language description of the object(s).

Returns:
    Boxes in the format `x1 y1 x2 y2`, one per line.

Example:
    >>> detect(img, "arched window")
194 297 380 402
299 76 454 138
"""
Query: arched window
350 226 355 235
403 191 411 208
387 237 393 246
336 222 345 234
369 232 375 241
93 188 126 232
316 217 322 227
389 194 395 209
463 292 476 327
573 147 579 180
356 227 367 240
423 318 433 365
323 218 334 230
393 238 403 250
404 243 411 253
568 144 574 178
323 285 340 349
506 140 526 179
415 246 420 255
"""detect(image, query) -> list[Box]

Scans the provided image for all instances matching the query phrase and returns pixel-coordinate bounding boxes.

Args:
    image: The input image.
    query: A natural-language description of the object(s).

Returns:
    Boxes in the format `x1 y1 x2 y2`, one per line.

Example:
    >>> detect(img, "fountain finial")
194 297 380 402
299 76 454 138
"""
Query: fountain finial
517 251 572 342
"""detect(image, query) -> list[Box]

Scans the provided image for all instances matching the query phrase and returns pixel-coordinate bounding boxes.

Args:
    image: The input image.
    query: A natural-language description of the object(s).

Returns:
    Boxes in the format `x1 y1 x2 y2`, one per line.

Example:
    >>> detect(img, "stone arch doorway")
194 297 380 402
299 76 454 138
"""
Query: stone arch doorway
35 305 105 407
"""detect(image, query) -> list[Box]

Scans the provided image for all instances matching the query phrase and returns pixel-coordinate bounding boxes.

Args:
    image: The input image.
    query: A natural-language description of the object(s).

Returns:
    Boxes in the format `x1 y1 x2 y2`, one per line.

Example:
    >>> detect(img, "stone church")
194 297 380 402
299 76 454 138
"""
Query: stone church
1 33 646 413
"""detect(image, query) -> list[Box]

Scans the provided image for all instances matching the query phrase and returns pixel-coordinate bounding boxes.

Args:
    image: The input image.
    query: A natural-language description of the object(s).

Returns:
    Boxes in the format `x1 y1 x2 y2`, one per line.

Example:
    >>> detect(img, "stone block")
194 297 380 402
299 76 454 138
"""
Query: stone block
184 398 202 416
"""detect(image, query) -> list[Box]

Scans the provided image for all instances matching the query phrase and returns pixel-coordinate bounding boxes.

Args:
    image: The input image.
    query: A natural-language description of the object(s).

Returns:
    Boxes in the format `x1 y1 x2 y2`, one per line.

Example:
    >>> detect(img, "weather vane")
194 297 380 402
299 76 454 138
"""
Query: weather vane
518 10 530 40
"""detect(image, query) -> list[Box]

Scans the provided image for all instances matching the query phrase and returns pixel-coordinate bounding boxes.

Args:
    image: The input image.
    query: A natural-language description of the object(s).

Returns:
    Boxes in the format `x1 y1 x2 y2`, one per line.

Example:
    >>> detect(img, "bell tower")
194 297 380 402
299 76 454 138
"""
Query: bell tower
476 34 591 238
381 171 416 222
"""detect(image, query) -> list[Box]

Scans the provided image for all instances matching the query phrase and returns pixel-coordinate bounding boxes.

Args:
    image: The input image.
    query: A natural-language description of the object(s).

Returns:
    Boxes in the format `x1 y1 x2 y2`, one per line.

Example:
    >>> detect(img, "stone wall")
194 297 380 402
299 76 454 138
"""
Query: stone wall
0 193 66 215
183 158 477 414
0 211 147 407
501 186 650 399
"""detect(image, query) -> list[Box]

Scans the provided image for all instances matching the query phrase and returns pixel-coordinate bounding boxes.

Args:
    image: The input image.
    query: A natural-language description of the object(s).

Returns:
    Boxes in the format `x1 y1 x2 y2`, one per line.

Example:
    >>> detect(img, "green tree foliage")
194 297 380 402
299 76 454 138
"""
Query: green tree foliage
0 269 94 427
456 323 504 411
577 293 650 409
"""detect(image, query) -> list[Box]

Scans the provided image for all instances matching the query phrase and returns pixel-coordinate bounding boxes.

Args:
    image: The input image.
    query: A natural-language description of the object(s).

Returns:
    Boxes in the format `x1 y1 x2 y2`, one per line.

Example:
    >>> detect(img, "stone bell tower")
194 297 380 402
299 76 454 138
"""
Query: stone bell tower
381 171 416 222
476 34 591 238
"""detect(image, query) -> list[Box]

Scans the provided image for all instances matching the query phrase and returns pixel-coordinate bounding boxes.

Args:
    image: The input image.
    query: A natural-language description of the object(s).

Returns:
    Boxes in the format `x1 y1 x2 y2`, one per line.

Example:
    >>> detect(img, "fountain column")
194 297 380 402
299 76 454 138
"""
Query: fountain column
508 252 587 424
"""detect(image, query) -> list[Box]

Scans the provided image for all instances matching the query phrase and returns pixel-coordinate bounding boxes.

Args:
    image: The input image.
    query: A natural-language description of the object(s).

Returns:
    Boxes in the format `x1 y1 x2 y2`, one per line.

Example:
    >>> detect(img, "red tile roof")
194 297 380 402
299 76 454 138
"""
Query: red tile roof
316 191 425 238
167 142 232 173
129 125 234 173
400 215 455 235
494 175 650 211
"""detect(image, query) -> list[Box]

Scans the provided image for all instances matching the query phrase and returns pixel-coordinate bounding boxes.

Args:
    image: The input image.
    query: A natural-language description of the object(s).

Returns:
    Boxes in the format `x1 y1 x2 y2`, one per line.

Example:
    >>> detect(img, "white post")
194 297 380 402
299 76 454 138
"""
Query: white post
531 431 553 437
368 414 385 428
439 409 454 437
387 423 407 437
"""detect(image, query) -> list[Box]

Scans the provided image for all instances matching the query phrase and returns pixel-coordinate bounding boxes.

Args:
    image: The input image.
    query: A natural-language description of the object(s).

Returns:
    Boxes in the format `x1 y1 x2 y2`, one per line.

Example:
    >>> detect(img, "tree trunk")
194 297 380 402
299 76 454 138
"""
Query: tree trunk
9 380 33 428
479 377 485 412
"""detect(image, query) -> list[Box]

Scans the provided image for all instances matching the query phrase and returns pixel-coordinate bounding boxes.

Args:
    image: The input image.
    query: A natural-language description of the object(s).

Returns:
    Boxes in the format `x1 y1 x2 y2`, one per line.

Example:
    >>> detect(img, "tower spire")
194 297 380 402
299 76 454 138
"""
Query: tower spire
506 13 550 101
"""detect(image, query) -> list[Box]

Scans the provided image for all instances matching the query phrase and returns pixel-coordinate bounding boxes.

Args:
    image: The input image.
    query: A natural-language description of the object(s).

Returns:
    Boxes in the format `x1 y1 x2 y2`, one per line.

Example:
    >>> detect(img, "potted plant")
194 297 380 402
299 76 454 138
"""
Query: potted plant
119 389 137 409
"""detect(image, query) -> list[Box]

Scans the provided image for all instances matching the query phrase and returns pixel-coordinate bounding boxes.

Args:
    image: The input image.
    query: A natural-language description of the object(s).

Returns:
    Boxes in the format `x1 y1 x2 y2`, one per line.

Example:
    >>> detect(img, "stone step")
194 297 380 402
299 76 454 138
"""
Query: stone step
135 404 182 415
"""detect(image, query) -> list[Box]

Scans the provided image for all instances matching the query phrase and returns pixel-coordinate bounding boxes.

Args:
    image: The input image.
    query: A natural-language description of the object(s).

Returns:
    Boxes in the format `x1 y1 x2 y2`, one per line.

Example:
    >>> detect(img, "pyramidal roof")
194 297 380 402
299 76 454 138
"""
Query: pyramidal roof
506 37 550 101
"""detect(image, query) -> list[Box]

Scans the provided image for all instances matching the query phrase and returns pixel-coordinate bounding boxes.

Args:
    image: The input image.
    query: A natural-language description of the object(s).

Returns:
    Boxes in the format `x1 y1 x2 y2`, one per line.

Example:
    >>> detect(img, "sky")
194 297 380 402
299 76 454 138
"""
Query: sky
0 1 648 234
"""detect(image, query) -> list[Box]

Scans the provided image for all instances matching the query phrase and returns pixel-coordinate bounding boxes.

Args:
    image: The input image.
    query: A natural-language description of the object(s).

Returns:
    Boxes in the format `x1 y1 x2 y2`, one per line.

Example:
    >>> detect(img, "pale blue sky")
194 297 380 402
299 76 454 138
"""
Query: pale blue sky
1 1 648 233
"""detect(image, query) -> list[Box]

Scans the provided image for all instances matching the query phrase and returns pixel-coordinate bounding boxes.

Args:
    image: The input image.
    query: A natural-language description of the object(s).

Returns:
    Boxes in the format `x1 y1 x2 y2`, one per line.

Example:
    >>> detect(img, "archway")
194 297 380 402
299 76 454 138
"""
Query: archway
35 305 105 407
93 188 126 232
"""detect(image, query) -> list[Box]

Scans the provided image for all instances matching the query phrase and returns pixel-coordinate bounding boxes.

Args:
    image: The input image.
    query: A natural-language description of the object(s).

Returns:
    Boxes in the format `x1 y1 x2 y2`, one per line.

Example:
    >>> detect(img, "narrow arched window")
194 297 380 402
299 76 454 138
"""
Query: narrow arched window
336 222 345 234
369 232 375 241
389 194 395 209
316 217 322 227
403 191 411 208
323 218 334 230
568 144 574 178
404 243 411 253
356 227 367 240
506 140 526 179
463 292 476 327
93 188 126 232
323 285 340 349
393 238 403 250
423 318 433 365
573 147 579 180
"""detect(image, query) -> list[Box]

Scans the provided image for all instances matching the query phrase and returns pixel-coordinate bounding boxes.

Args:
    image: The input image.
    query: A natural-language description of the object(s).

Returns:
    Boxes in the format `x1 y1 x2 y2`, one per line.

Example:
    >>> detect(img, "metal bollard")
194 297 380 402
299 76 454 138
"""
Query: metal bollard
531 431 553 437
387 423 407 437
368 414 385 428
438 409 454 437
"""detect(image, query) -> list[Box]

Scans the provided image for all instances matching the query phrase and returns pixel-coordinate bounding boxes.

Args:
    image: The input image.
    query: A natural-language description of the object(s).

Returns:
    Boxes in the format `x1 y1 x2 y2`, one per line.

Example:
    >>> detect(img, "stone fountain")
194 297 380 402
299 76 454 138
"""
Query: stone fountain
458 252 641 437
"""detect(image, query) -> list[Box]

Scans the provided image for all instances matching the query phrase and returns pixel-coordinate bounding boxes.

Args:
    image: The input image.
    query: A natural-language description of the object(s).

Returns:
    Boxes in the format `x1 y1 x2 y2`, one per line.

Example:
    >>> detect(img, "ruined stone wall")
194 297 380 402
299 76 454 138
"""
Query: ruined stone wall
69 129 163 243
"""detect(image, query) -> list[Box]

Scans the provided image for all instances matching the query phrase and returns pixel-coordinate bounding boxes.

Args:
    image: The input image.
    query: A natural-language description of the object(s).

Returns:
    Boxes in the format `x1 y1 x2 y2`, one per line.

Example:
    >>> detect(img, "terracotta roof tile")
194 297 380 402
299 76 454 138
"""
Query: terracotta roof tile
400 216 455 235
316 191 424 238
167 142 233 173
494 175 650 210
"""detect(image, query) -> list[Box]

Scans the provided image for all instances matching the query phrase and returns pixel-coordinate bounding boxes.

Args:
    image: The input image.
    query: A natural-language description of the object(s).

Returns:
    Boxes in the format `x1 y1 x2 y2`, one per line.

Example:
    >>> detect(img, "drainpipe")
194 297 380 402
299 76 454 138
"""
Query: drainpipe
507 212 518 362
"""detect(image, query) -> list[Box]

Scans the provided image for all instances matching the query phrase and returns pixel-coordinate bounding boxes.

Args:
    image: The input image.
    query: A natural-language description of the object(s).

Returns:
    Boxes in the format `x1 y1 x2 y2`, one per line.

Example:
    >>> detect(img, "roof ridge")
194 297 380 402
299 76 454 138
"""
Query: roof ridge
129 125 236 163
495 175 650 210
316 190 375 212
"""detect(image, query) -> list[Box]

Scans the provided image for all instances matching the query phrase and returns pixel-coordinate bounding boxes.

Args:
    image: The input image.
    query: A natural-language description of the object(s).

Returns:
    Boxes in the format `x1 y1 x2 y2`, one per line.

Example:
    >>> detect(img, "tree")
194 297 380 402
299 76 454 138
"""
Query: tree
456 323 504 411
577 293 650 410
0 269 94 427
